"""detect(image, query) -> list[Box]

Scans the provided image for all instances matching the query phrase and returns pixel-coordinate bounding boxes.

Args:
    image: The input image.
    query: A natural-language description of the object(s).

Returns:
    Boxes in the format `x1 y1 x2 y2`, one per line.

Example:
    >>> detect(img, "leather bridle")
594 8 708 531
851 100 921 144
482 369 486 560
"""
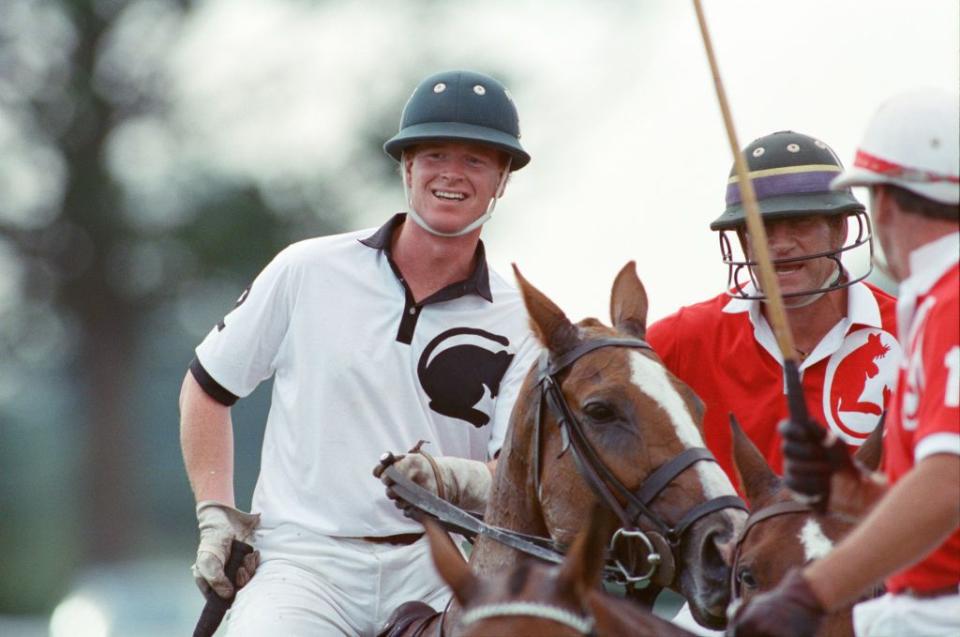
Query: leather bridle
729 499 814 600
729 497 879 606
532 337 747 586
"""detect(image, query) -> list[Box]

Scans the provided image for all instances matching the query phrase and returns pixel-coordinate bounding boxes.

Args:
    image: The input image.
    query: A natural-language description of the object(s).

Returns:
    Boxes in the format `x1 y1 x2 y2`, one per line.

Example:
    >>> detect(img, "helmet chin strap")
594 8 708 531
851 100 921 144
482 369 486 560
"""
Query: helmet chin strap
756 262 842 309
401 151 511 238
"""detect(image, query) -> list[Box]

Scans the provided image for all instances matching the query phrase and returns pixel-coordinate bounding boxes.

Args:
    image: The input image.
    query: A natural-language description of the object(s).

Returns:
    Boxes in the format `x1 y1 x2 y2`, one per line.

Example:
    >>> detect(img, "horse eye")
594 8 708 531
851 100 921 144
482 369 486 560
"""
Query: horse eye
582 402 616 423
738 568 757 589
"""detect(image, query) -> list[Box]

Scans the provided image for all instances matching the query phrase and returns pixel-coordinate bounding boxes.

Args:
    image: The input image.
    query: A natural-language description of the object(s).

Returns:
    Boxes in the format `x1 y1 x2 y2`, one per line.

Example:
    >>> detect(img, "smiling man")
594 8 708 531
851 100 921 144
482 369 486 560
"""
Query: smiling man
179 70 540 636
647 131 900 485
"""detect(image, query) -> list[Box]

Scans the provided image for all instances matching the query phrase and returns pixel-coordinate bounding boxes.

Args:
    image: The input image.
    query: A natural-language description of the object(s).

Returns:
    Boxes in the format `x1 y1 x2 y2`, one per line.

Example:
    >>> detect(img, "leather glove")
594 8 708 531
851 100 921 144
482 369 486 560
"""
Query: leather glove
374 448 492 514
779 416 854 503
729 568 826 637
192 501 261 599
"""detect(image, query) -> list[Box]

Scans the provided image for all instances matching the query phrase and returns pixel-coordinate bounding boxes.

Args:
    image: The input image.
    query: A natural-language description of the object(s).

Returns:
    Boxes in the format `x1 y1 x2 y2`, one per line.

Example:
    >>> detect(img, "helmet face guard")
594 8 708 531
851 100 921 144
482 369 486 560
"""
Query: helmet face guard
711 131 873 301
718 210 874 300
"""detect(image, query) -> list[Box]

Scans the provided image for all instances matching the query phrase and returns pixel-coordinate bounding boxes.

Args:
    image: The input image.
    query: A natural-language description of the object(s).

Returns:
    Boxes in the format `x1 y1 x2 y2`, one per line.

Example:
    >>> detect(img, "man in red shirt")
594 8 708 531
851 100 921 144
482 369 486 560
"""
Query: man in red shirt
732 89 960 636
647 131 899 483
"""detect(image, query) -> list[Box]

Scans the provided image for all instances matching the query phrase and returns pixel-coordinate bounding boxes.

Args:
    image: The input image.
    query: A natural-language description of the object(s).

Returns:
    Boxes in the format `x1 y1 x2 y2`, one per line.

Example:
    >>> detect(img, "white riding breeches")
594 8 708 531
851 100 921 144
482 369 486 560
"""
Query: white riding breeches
853 591 960 637
223 525 450 637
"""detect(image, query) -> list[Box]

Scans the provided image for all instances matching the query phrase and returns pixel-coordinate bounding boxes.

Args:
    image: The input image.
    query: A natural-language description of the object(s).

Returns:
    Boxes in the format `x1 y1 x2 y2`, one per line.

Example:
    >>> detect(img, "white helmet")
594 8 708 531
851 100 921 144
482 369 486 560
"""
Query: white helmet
831 89 959 205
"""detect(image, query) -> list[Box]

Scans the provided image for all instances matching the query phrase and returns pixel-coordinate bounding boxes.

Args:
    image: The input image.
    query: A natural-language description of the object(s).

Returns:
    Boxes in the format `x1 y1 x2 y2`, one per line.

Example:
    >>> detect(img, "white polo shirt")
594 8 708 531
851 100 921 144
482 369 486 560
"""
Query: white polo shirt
191 214 540 537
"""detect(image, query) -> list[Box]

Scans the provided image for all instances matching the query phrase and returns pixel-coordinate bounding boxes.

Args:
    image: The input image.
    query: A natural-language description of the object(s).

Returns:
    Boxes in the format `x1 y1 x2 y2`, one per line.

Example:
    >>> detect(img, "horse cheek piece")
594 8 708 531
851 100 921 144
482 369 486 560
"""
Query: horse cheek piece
532 340 746 588
193 540 254 637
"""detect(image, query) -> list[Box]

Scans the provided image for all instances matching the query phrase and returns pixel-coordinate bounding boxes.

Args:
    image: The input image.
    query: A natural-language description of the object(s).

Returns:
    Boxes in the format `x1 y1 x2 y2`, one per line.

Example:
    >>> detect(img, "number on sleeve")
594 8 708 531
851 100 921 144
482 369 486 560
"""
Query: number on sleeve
945 346 960 408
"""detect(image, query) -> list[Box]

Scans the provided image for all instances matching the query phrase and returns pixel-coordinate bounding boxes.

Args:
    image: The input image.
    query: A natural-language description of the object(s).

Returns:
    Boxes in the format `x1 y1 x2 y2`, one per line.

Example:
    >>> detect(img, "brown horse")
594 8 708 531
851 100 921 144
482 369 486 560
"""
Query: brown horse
425 511 697 637
729 416 885 636
381 263 747 635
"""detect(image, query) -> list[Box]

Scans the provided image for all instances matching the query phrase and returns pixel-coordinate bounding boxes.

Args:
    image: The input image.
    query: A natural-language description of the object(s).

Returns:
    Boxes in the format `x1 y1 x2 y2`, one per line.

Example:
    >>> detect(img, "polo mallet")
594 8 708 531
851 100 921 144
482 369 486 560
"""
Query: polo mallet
193 539 254 637
692 0 832 513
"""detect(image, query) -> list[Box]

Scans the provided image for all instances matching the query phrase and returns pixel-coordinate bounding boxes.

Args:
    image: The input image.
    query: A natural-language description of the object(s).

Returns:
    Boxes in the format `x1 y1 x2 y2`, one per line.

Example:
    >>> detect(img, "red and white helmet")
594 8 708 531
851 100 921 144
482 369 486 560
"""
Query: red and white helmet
831 89 959 205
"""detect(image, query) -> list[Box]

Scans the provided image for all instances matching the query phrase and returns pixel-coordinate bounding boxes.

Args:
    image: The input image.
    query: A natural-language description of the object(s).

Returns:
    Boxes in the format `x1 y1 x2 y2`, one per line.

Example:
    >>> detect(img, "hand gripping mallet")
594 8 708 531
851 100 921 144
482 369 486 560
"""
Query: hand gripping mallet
193 539 254 637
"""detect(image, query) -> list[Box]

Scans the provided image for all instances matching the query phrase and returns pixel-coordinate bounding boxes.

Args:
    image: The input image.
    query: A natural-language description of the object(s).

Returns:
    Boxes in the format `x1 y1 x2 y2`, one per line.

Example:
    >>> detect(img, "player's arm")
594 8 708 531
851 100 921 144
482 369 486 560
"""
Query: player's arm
731 453 959 636
180 369 235 505
180 368 261 599
804 452 960 610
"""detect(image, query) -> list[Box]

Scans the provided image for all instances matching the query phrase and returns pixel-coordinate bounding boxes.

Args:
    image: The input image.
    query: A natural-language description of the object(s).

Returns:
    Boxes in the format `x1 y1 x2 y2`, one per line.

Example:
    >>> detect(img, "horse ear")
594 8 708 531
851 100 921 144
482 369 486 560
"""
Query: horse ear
556 504 612 596
610 261 648 339
729 413 780 505
854 413 885 471
424 518 477 604
513 264 580 356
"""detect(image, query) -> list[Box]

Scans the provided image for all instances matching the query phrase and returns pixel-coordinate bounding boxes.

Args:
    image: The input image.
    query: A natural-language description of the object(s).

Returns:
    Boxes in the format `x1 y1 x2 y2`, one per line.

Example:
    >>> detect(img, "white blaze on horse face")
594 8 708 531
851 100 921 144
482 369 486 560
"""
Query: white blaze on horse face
798 518 834 561
627 352 736 499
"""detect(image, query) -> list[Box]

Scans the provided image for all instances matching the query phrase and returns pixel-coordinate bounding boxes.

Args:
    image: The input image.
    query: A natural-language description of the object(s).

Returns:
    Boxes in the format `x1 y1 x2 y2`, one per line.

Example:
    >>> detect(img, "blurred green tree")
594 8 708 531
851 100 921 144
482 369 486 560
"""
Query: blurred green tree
0 0 411 612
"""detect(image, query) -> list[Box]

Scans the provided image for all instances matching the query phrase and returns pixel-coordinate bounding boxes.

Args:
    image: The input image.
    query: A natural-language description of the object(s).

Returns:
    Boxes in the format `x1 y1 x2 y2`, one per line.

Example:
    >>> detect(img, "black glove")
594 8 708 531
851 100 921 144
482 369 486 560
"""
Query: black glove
730 568 826 637
779 416 853 503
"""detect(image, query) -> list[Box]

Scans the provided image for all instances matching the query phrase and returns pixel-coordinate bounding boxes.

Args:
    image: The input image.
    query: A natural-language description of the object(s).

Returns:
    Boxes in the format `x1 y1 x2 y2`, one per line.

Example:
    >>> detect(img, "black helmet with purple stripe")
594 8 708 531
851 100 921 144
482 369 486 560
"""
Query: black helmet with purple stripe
711 131 864 230
711 131 873 301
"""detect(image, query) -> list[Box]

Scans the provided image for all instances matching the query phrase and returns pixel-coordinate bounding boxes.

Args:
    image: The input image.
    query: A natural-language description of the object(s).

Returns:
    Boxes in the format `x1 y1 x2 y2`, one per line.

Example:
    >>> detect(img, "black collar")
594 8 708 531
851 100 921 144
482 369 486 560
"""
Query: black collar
359 213 493 303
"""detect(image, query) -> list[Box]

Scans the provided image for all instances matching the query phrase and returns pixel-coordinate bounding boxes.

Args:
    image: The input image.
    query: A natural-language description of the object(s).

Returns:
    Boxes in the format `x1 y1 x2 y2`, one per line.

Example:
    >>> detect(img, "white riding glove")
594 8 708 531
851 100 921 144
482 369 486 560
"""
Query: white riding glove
376 452 492 514
192 501 261 599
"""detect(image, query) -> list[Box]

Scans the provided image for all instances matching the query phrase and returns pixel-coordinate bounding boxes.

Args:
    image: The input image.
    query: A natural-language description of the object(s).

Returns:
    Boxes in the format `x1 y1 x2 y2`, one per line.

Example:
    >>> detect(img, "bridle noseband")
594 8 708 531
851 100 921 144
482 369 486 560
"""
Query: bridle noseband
460 601 595 635
532 337 747 586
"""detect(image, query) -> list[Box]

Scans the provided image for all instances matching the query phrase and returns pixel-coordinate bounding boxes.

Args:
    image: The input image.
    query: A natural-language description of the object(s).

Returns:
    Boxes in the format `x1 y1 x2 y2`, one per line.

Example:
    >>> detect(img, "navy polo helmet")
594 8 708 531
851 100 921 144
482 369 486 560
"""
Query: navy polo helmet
384 70 530 171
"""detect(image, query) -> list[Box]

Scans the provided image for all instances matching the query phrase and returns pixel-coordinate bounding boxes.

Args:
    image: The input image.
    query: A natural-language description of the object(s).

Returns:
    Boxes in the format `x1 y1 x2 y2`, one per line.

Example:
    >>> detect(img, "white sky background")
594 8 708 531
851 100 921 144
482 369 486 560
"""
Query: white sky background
170 0 959 324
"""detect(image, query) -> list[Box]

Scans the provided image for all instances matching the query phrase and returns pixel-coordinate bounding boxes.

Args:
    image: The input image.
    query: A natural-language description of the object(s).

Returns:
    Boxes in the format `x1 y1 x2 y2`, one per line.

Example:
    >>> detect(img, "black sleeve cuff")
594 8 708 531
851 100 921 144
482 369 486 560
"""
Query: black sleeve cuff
189 358 239 406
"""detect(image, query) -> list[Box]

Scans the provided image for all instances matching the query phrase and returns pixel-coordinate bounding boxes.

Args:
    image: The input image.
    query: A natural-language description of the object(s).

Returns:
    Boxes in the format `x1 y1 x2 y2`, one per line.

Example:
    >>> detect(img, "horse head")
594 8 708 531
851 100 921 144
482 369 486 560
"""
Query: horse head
730 416 885 636
427 510 609 637
429 507 697 637
480 262 746 629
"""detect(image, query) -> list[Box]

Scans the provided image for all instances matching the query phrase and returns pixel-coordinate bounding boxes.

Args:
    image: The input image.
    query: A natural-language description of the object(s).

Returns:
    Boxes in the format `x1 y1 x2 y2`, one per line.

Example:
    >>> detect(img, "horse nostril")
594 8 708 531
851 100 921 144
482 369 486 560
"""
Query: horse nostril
699 527 734 577
700 531 733 572
714 532 737 566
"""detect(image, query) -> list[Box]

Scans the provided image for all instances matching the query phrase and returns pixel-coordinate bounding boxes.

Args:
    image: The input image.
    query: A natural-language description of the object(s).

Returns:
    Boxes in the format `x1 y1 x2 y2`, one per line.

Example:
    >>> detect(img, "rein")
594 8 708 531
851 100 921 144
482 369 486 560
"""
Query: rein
533 337 747 586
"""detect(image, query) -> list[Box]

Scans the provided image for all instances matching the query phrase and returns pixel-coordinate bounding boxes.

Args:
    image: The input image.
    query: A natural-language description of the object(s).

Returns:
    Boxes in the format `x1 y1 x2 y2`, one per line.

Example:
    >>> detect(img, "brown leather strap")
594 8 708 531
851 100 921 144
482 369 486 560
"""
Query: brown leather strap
362 532 424 546
410 441 447 503
902 584 959 599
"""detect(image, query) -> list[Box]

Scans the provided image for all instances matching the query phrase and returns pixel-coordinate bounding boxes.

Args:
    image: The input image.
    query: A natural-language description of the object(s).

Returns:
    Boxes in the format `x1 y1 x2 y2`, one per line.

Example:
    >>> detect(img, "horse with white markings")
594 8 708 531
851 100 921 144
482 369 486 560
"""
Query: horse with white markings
380 263 748 636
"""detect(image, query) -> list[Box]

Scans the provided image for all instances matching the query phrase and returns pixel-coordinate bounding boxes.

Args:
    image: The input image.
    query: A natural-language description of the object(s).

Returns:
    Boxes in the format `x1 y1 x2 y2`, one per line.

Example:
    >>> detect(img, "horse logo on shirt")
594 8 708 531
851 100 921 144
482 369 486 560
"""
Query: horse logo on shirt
823 329 901 443
418 328 514 427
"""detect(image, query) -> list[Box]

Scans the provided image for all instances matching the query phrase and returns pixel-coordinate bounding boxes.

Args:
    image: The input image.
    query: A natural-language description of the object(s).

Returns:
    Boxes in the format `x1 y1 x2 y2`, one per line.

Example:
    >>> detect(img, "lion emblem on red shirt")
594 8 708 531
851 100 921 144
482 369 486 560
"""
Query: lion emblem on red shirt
823 329 900 443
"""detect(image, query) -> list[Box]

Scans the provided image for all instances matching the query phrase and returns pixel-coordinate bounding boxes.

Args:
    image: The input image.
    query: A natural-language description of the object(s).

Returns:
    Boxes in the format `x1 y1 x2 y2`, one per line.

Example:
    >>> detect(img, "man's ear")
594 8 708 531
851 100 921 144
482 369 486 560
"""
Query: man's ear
403 151 415 183
870 186 892 225
496 172 510 198
832 214 849 247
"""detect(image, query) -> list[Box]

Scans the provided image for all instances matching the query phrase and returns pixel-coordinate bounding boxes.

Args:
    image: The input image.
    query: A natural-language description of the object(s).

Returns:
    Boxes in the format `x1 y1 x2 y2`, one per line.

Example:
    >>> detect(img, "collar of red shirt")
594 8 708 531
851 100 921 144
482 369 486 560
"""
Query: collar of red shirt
721 279 884 370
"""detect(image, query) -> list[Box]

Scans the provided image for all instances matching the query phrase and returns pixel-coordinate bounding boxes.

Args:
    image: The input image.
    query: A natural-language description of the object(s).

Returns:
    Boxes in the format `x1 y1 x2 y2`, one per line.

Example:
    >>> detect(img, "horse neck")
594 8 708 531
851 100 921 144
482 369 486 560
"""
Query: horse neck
470 391 550 573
